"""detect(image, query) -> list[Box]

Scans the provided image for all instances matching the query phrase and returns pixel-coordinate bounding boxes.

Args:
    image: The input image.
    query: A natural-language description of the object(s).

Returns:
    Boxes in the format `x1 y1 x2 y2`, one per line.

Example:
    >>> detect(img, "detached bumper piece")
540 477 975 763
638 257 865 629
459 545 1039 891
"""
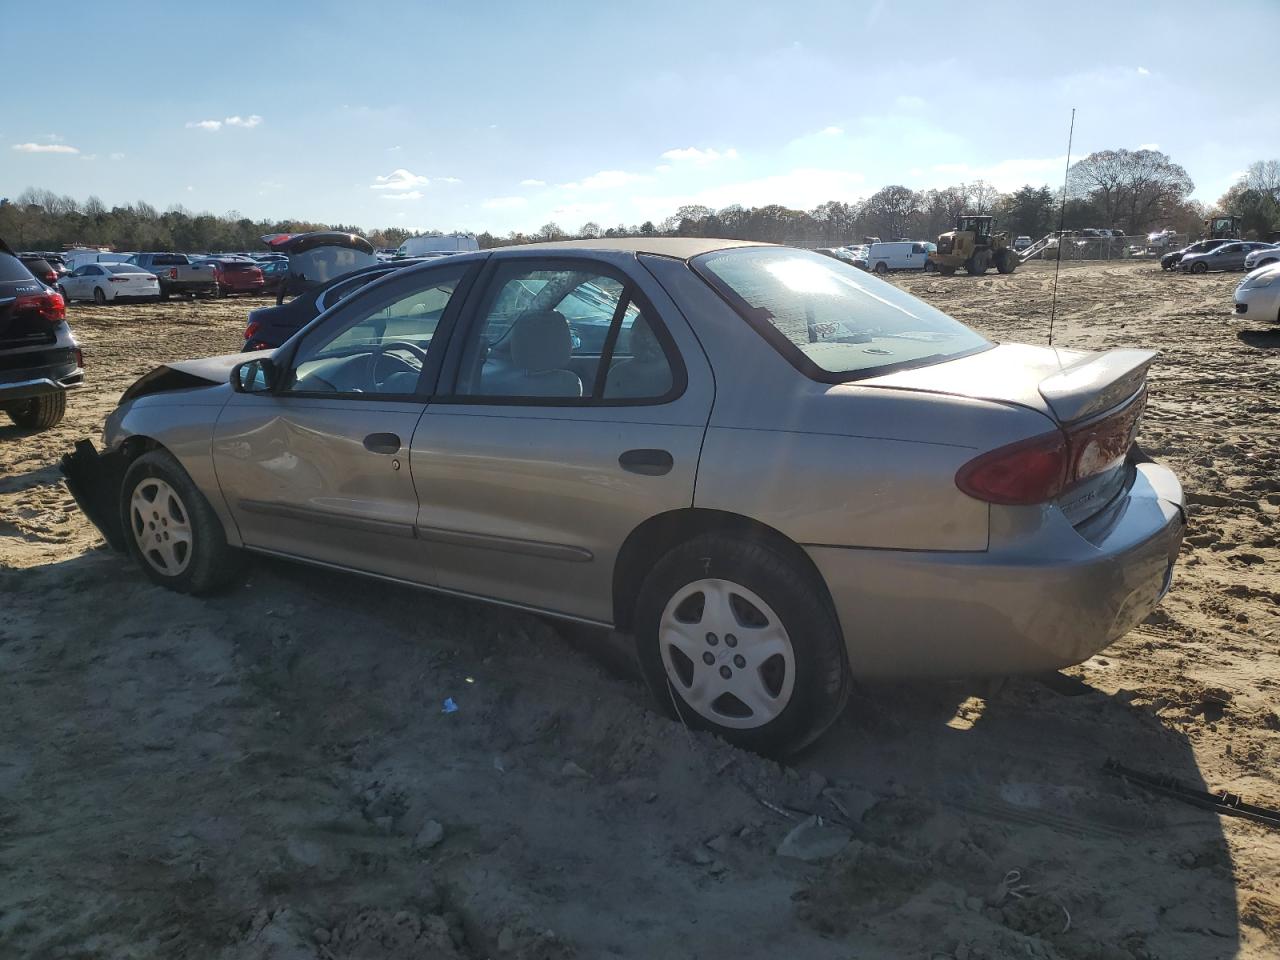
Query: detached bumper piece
60 439 127 551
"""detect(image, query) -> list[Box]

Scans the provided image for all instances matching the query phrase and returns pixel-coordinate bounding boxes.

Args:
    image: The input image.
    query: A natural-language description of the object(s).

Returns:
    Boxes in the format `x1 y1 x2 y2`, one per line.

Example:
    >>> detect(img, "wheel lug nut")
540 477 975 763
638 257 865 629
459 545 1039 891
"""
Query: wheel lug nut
733 655 746 668
725 634 738 648
702 652 715 665
705 633 718 646
719 666 732 679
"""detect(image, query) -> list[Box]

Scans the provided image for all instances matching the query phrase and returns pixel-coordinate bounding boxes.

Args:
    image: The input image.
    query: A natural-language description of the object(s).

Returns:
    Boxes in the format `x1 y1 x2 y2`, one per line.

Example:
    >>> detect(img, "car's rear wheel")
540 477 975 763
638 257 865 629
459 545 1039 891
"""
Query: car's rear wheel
120 450 237 595
93 286 107 305
634 534 848 756
5 392 66 430
923 260 936 272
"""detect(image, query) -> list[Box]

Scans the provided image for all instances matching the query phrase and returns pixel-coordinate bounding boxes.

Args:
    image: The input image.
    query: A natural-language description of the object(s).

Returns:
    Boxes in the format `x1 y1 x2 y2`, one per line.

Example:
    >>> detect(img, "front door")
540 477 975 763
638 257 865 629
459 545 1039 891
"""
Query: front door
212 261 478 583
411 255 714 624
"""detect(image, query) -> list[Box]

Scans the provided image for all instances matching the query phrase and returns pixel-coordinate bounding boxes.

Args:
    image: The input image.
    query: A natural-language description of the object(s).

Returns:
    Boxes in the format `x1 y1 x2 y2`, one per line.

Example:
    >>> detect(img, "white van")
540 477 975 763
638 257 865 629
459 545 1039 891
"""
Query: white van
866 241 934 274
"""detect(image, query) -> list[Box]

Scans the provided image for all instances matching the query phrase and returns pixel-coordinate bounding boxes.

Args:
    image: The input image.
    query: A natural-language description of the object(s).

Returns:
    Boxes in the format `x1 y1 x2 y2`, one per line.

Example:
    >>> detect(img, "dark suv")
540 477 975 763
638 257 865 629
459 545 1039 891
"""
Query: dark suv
1 239 82 430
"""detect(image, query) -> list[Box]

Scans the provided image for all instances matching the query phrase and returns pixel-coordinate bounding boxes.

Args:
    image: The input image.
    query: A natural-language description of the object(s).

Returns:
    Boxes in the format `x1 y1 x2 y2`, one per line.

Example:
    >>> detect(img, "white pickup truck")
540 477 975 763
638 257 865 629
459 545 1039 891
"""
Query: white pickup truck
126 253 218 300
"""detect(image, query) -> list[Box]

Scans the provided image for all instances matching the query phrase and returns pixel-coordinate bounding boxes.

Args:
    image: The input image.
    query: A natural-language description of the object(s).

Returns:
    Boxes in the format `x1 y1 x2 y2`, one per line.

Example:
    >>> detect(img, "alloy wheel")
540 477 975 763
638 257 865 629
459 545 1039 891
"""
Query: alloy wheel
658 578 796 729
129 477 194 575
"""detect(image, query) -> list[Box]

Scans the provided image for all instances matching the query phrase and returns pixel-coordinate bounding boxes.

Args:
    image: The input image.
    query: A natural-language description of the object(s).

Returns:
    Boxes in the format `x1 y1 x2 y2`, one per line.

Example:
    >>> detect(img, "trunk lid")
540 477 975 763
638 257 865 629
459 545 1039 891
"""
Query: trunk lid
867 343 1156 526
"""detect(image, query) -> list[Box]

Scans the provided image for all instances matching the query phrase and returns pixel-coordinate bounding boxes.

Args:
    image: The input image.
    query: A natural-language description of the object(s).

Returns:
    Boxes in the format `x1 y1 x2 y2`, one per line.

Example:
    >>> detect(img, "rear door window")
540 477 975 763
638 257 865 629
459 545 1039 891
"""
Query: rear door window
0 253 35 282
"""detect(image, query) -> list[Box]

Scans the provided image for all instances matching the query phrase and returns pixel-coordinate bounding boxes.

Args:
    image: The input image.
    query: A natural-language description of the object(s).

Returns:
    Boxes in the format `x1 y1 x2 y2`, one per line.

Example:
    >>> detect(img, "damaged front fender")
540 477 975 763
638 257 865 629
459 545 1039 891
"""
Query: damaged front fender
60 439 128 551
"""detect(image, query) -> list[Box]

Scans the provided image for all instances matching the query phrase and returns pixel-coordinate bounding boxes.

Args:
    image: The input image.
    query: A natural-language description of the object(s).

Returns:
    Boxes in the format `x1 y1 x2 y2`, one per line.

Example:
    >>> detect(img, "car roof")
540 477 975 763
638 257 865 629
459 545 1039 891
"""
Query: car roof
490 237 769 260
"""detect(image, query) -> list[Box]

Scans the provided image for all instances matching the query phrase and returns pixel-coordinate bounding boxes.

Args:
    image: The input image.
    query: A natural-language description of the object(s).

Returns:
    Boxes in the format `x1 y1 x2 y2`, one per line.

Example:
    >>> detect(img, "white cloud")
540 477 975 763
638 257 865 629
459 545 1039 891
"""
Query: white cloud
483 196 528 210
224 114 263 128
78 153 98 161
12 142 79 154
561 169 652 191
1137 142 1160 151
186 114 263 131
437 177 462 184
109 152 125 161
520 178 547 187
380 190 424 201
1137 66 1150 75
371 168 430 190
388 145 402 152
820 126 843 136
659 146 739 165
186 119 223 131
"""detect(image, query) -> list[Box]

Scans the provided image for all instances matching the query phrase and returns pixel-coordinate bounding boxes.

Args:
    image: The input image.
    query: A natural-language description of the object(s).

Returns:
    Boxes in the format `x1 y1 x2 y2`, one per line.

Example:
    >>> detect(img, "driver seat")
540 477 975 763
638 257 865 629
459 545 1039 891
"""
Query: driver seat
483 310 582 397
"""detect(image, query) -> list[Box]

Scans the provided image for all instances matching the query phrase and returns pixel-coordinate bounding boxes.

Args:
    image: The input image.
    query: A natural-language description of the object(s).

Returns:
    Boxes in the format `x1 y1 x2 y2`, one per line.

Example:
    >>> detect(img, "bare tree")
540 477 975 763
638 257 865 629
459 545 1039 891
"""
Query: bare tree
578 221 601 238
963 180 1000 215
1067 149 1193 233
1242 160 1280 201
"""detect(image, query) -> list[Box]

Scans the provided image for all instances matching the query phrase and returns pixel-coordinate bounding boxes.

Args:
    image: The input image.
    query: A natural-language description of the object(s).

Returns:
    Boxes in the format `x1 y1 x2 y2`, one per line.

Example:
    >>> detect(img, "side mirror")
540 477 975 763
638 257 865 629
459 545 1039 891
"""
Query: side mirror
230 357 277 393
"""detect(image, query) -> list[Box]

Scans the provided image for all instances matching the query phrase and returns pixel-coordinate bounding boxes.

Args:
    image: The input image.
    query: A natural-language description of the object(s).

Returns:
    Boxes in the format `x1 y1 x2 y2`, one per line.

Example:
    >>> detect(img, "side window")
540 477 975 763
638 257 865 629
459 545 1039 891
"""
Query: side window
285 265 469 397
453 262 676 403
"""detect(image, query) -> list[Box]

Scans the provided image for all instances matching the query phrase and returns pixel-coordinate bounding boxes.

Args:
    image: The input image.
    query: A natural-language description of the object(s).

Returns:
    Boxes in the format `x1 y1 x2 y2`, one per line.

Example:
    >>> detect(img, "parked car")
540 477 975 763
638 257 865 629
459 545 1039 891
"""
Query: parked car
394 232 479 258
243 259 427 350
1234 263 1280 324
1180 241 1277 274
1161 238 1232 271
126 252 219 299
866 240 935 273
62 239 1184 755
1013 236 1032 252
197 257 266 296
1243 245 1280 272
1147 229 1177 249
58 262 161 304
258 259 290 296
260 231 380 303
18 255 59 287
1 238 81 430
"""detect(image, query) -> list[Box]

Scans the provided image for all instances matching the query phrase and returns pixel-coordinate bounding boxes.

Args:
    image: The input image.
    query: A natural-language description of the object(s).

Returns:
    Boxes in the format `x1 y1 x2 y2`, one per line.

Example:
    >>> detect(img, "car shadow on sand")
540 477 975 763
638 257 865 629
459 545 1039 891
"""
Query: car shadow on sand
1237 329 1280 349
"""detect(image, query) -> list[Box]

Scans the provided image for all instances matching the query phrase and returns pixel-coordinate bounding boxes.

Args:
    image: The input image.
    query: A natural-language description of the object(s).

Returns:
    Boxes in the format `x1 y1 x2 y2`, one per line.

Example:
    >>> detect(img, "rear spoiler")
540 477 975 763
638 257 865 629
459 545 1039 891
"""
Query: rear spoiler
1038 348 1156 423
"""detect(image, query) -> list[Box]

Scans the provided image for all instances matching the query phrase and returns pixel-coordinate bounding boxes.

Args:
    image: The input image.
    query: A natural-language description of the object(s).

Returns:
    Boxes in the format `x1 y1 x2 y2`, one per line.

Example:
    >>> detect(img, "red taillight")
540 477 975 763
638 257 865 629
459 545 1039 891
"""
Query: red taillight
13 290 66 324
244 321 260 341
957 392 1146 506
42 270 56 284
956 430 1069 505
169 268 178 279
109 276 130 283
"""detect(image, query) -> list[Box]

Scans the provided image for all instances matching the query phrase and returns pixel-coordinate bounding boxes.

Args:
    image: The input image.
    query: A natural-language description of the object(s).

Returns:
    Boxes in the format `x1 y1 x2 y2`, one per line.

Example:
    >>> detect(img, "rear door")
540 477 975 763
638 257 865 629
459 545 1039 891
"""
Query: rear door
212 260 479 583
411 254 714 623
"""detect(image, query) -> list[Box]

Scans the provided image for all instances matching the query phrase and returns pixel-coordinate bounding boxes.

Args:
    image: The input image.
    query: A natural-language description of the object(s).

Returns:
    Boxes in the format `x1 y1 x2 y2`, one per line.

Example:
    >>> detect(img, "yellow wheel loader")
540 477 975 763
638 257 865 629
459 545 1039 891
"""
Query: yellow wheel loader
933 215 1019 276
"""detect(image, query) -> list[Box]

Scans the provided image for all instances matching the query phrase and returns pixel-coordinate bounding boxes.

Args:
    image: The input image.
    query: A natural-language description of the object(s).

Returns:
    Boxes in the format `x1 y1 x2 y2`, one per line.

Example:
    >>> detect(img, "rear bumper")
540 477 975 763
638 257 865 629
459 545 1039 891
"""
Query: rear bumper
60 439 127 551
808 462 1186 678
0 359 83 403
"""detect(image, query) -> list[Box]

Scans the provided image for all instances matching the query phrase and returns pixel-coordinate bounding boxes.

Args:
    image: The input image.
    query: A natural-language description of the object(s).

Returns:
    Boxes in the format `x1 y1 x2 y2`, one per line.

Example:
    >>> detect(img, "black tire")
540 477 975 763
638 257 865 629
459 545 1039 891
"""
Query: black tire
633 533 849 757
1191 261 1208 274
93 286 107 305
57 284 69 302
923 260 936 273
939 264 957 276
6 392 66 430
158 286 170 301
119 450 238 595
213 283 226 298
996 250 1018 274
873 261 889 275
965 258 985 276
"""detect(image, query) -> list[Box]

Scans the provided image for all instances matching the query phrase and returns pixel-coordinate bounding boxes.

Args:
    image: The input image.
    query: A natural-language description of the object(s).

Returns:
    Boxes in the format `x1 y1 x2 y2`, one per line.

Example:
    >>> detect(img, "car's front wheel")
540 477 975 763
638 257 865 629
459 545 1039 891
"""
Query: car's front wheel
634 534 849 756
120 450 237 595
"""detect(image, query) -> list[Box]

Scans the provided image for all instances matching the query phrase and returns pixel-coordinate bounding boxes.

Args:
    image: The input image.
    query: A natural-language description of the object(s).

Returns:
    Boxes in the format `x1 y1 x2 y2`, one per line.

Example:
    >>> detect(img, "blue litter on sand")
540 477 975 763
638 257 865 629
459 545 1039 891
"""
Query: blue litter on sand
441 697 459 714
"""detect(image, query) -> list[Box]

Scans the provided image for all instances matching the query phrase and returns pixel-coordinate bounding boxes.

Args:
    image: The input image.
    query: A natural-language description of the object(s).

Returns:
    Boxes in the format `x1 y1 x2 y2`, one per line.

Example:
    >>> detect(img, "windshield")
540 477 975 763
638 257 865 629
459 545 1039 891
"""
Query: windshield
693 247 990 381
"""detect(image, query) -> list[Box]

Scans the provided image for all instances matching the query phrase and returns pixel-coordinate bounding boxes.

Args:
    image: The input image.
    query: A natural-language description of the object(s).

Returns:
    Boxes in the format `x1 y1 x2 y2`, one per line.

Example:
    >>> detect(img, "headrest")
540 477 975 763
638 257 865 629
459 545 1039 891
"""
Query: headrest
628 316 664 362
510 310 572 372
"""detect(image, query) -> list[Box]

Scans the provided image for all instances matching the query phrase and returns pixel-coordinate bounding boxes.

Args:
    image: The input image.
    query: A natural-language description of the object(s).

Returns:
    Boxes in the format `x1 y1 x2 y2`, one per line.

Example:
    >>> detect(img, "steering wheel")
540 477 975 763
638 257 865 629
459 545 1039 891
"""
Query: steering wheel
370 340 429 390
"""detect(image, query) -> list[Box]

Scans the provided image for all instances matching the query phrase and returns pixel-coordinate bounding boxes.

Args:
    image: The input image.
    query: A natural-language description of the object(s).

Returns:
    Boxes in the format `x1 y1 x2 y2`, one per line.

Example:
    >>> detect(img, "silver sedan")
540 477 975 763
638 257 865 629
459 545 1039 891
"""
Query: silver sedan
62 239 1185 754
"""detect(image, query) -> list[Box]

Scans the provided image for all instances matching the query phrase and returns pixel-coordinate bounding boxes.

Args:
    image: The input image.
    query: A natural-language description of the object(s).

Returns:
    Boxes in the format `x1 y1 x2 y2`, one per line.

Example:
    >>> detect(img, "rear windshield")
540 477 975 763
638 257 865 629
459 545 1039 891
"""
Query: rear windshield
289 246 379 284
106 263 148 274
693 247 990 382
0 253 35 282
151 254 187 266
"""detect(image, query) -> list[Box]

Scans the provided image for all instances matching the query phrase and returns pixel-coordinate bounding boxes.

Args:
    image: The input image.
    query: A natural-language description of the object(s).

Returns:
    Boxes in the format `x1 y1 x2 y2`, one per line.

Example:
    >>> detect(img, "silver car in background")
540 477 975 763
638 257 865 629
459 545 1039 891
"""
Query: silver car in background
62 239 1185 754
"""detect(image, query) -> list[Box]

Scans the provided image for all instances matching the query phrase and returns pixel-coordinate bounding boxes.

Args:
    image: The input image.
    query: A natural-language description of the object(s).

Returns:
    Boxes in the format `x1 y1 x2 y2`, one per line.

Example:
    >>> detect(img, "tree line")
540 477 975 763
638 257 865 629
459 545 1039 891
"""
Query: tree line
4 151 1276 256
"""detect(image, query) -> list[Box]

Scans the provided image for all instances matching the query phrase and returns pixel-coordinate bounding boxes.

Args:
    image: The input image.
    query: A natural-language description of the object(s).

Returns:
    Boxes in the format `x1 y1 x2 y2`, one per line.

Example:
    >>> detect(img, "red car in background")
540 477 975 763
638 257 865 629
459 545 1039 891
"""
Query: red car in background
197 257 266 297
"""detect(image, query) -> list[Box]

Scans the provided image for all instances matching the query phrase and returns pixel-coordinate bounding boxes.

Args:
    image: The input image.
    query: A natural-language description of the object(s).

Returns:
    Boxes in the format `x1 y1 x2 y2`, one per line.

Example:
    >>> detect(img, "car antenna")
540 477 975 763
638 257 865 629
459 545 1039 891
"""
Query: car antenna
1048 108 1076 348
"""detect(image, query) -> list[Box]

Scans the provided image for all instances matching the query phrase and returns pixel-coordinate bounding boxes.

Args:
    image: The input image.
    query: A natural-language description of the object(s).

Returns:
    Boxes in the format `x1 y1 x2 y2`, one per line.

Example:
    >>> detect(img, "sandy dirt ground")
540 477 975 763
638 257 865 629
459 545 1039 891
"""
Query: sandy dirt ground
1 263 1278 959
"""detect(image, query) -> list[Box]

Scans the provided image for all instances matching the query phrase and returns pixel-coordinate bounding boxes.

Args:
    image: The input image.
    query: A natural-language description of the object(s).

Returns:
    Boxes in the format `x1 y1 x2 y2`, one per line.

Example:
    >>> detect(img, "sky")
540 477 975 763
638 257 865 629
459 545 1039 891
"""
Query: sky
3 0 1278 236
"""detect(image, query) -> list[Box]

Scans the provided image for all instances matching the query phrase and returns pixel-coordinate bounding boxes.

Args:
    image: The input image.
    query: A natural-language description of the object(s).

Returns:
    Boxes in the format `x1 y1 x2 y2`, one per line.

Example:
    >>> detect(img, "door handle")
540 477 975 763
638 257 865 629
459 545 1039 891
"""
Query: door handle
363 432 402 454
619 449 673 476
